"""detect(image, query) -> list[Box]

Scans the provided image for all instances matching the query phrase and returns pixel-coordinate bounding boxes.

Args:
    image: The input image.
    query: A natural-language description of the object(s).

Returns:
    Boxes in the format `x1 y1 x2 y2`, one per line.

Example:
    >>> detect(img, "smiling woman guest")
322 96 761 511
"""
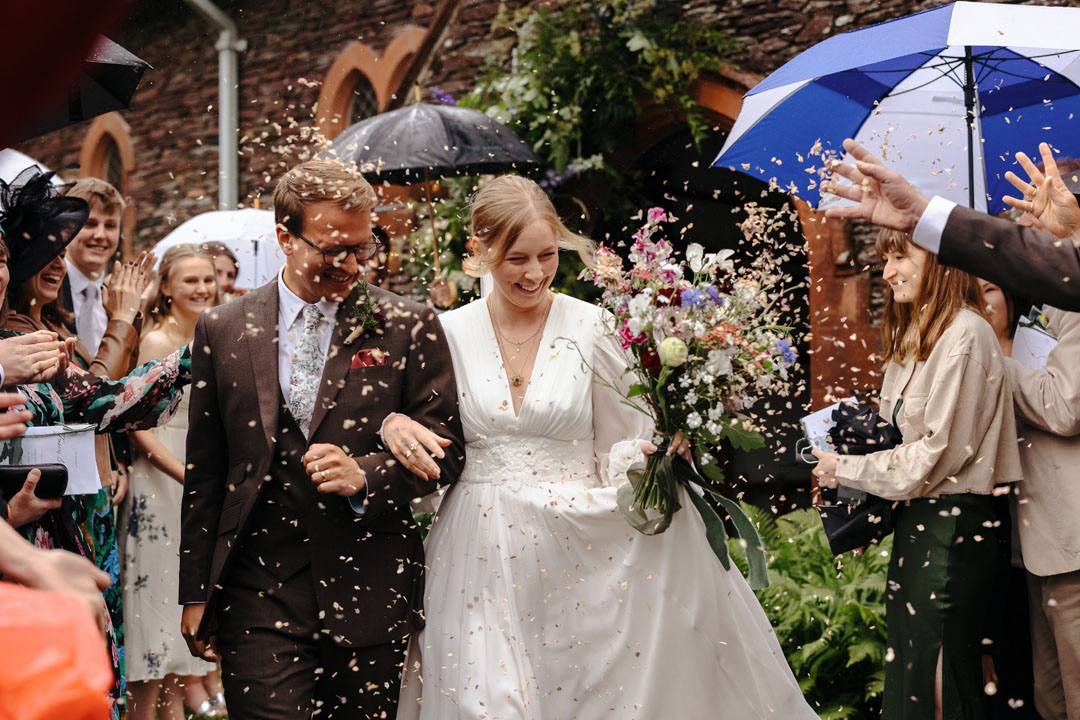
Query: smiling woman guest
812 229 1022 720
124 245 223 719
6 232 157 715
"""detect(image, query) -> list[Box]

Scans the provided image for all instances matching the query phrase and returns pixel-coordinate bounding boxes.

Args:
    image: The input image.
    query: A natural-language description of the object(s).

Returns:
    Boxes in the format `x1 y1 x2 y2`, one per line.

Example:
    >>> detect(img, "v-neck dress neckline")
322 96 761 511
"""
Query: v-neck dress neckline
482 293 562 419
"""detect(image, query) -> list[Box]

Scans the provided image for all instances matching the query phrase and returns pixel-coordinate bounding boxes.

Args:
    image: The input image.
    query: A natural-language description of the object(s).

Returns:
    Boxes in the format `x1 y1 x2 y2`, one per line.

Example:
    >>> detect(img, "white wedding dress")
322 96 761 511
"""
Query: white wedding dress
399 294 816 719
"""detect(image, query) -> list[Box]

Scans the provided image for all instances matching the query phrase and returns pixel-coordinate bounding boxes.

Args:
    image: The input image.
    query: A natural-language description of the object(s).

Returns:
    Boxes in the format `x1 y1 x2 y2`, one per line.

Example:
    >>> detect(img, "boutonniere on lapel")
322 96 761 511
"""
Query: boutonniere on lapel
344 280 383 347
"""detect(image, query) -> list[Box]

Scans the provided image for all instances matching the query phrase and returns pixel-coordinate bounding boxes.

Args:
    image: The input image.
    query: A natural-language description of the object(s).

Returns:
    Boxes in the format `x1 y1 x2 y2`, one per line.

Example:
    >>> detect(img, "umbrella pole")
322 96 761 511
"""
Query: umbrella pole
424 167 441 273
963 46 976 210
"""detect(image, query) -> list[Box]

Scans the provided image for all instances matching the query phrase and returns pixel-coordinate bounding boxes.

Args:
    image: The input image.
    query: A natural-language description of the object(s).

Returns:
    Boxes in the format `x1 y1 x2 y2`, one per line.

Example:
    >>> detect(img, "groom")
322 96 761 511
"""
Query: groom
179 158 465 719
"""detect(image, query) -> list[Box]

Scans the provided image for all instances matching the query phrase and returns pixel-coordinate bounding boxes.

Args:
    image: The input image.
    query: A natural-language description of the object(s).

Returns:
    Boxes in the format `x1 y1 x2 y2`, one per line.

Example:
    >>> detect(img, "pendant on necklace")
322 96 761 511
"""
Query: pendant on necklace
512 376 523 387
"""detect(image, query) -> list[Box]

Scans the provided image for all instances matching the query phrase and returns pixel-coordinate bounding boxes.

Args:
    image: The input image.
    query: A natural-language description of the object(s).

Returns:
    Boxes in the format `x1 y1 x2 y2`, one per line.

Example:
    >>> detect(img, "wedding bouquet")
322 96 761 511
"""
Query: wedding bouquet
581 207 798 587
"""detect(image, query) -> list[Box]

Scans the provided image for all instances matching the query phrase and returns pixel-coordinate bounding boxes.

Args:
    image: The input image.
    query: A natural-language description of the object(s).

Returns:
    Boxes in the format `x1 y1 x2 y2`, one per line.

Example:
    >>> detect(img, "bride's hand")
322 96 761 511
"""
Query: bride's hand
642 430 693 463
383 414 452 481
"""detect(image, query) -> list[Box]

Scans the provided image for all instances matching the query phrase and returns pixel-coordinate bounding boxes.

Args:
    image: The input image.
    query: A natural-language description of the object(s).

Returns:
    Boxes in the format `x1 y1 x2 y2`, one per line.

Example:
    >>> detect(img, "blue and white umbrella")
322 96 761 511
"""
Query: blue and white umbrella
713 1 1080 214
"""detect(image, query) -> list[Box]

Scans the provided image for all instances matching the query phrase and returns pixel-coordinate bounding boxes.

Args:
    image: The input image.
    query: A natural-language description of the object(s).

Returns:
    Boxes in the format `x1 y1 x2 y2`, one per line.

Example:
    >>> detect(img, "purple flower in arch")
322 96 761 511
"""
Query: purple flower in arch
430 87 457 106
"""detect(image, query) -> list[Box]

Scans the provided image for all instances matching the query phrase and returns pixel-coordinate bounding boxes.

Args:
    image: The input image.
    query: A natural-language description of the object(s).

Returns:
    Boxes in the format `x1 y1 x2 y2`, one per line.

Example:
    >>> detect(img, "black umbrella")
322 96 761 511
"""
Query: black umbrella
16 36 151 142
329 103 542 274
331 103 541 184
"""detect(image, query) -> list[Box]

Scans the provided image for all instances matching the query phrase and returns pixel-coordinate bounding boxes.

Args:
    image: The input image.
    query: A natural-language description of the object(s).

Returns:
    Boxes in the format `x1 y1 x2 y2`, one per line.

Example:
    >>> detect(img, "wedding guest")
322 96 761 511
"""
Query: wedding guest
62 178 126 355
976 276 1040 720
201 241 239 297
995 182 1080 720
813 229 1022 720
126 245 221 720
0 167 156 719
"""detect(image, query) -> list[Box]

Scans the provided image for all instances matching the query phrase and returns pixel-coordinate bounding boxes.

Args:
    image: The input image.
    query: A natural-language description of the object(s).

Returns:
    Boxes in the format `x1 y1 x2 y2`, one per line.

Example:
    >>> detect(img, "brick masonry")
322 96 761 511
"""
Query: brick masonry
14 0 1070 404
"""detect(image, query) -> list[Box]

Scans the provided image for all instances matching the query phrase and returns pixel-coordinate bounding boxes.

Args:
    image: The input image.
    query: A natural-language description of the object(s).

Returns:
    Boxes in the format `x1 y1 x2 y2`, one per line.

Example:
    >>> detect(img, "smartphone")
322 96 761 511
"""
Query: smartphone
0 464 68 501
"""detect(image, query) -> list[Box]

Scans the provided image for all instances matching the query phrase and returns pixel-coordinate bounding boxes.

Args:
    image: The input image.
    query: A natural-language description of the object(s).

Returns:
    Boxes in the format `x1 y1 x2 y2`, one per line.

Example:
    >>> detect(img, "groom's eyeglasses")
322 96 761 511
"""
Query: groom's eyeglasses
291 230 382 266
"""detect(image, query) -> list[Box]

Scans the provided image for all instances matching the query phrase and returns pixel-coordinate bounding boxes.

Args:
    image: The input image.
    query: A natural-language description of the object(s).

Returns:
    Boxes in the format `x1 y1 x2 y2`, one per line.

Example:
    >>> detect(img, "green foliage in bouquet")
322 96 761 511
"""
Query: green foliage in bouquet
730 505 891 720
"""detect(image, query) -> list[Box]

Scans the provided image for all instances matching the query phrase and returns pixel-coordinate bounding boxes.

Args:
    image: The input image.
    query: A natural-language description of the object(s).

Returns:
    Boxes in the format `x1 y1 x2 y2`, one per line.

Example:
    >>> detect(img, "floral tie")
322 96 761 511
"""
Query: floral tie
288 304 325 437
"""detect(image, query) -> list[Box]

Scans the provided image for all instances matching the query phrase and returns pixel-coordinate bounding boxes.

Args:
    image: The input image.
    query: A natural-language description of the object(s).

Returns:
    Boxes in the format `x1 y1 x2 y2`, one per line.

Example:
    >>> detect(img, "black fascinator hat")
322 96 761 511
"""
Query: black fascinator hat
0 167 89 288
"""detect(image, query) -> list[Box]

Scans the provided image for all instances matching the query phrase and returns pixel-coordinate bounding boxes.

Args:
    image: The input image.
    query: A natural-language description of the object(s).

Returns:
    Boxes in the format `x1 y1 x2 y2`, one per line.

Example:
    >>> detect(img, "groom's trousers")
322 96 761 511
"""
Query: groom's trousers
216 564 408 720
213 405 408 719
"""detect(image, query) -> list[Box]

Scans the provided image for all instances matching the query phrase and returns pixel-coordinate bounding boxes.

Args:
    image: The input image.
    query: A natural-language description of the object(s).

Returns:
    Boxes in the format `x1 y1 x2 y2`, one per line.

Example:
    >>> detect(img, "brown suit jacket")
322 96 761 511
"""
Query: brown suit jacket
940 205 1080 311
178 280 465 647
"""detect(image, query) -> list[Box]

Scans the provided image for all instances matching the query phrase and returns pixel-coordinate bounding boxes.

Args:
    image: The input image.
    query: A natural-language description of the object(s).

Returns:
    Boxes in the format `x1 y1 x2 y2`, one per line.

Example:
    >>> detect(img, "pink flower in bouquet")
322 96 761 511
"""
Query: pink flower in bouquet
618 323 647 348
647 206 668 224
657 265 682 284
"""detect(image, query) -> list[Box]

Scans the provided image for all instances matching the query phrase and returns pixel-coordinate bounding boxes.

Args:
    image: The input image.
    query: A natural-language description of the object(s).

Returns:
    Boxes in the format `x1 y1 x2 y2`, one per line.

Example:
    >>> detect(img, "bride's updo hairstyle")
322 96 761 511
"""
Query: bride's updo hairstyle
463 175 595 277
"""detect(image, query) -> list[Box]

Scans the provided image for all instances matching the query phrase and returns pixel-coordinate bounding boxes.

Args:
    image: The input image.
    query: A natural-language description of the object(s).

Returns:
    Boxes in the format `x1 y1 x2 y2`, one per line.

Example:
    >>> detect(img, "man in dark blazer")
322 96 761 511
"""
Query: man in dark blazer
823 138 1080 310
179 158 465 719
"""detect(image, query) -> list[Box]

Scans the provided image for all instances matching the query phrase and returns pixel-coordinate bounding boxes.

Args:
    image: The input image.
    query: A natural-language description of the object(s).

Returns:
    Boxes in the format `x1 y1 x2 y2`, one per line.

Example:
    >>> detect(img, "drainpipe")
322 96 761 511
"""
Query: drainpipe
185 0 246 210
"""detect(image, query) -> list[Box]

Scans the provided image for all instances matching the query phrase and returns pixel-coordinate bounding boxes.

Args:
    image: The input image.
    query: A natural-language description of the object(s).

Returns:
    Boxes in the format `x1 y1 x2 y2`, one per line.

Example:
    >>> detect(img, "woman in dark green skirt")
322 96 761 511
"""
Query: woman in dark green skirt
887 495 998 719
813 229 1022 719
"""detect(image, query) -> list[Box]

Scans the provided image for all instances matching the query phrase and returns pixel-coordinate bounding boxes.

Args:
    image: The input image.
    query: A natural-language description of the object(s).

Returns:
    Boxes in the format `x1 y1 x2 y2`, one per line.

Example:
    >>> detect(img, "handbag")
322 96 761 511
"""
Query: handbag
816 401 901 555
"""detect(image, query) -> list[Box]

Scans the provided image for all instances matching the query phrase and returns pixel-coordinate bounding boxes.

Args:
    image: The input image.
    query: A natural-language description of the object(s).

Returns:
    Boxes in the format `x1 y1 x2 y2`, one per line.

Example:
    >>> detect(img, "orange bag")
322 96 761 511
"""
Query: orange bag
0 582 111 720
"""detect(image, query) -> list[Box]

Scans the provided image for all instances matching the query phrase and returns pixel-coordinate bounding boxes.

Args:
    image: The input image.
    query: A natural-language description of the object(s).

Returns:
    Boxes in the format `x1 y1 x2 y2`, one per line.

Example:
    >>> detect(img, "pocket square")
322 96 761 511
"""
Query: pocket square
351 348 388 369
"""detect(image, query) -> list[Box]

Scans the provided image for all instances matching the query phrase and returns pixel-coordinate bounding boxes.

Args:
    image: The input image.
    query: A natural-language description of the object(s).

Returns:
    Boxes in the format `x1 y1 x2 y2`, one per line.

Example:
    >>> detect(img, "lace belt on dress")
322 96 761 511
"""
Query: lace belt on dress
460 436 599 486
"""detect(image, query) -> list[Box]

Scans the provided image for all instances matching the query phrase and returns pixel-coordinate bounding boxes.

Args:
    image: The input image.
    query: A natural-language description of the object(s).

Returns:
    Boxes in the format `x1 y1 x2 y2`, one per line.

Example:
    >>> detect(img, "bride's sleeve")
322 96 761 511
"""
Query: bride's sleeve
591 317 653 487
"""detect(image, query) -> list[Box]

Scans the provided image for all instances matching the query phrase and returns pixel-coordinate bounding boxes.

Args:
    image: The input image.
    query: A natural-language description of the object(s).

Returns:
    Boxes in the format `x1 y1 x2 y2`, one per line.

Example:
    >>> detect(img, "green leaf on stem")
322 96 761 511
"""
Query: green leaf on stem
717 416 766 452
694 449 726 485
681 478 732 571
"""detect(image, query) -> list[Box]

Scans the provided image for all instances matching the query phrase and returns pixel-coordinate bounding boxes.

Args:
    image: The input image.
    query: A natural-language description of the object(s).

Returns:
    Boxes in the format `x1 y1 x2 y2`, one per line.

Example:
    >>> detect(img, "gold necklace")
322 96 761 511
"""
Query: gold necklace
489 294 553 387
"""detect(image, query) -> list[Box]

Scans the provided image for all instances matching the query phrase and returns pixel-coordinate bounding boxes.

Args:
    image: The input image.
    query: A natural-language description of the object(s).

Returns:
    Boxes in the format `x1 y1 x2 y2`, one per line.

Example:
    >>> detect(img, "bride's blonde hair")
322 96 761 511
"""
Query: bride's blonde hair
463 175 595 277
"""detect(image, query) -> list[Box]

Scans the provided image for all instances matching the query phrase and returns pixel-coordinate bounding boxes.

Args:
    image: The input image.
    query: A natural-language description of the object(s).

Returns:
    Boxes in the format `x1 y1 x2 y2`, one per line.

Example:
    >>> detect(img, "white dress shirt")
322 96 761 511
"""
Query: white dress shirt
276 271 371 514
66 261 109 355
911 196 958 256
276 270 338 405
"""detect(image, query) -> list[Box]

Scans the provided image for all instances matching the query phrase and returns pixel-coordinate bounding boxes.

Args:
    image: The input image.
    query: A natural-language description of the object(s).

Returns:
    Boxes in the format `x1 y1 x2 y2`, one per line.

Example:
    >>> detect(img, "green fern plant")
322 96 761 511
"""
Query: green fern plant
730 505 891 720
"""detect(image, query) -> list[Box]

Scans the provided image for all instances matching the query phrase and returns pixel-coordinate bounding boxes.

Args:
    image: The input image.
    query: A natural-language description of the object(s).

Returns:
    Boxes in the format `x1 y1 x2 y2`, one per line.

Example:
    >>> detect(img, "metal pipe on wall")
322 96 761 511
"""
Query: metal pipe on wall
185 0 246 210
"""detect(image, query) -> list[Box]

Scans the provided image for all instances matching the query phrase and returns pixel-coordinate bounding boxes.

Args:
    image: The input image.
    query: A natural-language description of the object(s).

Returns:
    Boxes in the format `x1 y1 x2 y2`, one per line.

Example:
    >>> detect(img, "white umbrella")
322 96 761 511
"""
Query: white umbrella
0 149 63 185
152 208 284 290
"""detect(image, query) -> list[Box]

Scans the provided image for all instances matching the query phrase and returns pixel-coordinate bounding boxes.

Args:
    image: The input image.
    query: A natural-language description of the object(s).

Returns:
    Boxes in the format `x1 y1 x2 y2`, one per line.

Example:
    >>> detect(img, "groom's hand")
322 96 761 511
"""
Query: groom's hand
181 603 218 661
304 444 367 497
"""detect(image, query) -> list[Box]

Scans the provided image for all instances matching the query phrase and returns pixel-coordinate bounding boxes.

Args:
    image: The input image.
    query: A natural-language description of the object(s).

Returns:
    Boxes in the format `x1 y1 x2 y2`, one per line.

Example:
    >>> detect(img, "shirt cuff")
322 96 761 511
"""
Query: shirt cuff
911 196 956 255
348 486 370 515
835 454 863 487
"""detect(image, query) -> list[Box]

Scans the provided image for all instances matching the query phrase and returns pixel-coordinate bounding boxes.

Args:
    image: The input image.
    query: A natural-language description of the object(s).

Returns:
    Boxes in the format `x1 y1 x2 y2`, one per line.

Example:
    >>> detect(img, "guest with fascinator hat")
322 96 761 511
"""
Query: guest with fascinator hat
0 165 161 719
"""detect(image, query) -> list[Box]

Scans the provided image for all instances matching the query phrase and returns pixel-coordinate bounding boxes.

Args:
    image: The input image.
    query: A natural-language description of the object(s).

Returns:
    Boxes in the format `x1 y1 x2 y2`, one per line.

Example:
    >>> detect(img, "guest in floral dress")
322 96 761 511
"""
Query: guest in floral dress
0 167 190 719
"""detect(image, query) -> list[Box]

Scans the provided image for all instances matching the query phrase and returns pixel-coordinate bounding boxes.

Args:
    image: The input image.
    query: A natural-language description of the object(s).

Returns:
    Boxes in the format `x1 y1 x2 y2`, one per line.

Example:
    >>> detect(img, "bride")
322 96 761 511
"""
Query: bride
389 175 816 719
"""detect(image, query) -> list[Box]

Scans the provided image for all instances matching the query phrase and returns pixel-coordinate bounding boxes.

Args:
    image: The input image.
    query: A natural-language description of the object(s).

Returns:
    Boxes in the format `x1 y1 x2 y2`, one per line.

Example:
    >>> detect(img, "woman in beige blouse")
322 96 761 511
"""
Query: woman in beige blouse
813 229 1022 720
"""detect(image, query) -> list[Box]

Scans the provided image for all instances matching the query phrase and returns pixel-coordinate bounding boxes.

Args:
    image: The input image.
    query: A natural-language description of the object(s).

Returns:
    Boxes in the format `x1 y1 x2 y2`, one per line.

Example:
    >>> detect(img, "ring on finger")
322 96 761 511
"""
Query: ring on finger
404 449 414 458
408 442 419 451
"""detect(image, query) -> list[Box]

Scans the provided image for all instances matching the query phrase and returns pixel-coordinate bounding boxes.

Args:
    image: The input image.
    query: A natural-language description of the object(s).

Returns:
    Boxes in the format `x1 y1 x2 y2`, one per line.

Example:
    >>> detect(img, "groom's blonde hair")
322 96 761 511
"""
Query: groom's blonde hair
464 175 594 277
274 158 377 236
